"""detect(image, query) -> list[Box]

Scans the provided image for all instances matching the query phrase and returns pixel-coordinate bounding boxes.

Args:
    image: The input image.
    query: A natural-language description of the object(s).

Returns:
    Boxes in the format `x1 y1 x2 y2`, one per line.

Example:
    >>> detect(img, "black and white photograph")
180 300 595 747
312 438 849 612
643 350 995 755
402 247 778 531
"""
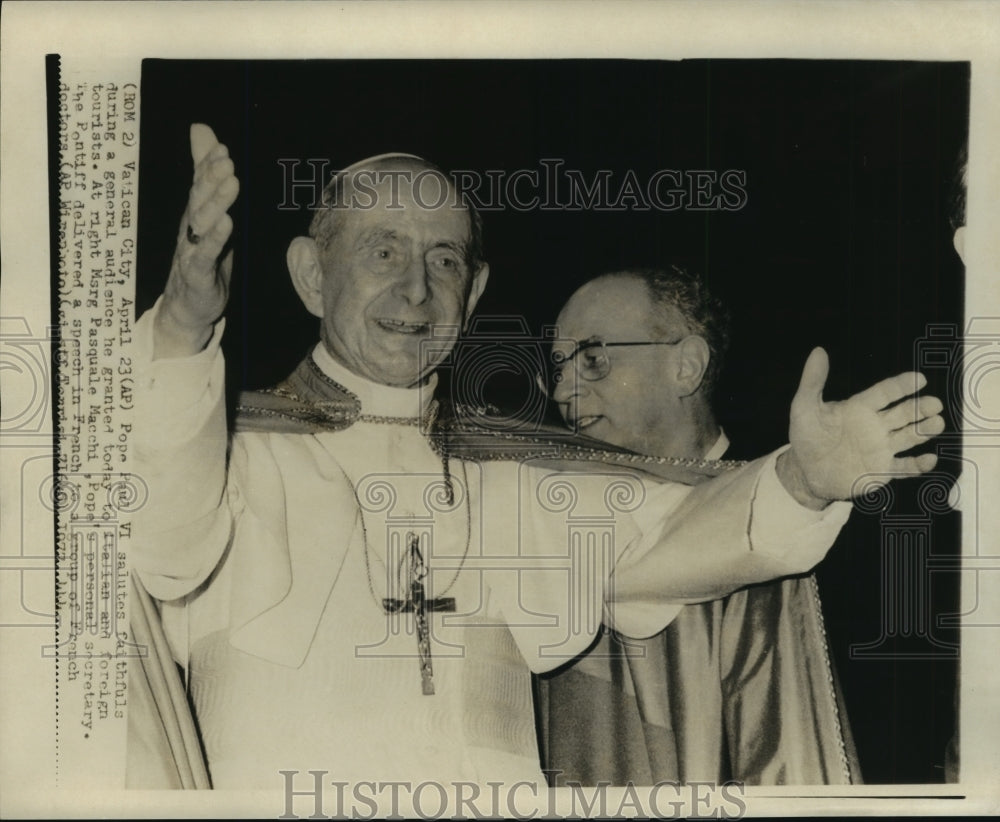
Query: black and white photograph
2 2 999 819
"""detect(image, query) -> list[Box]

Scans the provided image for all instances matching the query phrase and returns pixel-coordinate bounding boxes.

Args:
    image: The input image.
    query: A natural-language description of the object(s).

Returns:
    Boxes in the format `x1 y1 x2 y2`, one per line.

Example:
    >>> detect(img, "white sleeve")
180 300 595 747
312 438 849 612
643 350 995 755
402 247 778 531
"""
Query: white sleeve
480 463 644 674
608 450 851 639
486 452 851 665
131 298 233 600
747 445 852 567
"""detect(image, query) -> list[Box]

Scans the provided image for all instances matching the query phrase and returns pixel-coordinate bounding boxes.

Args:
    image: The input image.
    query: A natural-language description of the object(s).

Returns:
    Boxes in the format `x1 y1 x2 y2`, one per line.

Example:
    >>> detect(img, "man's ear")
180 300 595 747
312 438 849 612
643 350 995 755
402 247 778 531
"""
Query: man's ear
287 236 325 318
675 335 711 397
463 263 490 326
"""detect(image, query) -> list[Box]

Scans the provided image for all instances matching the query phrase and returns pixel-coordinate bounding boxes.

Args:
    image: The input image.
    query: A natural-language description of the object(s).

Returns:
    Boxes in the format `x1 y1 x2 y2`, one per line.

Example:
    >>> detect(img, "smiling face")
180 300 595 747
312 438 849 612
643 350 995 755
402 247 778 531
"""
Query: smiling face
309 160 488 387
552 275 686 453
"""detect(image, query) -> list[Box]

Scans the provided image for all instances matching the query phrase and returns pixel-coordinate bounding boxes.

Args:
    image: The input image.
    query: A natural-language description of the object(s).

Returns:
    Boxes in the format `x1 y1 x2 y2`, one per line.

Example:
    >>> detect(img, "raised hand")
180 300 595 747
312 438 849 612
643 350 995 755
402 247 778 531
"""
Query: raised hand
777 347 945 509
153 124 240 359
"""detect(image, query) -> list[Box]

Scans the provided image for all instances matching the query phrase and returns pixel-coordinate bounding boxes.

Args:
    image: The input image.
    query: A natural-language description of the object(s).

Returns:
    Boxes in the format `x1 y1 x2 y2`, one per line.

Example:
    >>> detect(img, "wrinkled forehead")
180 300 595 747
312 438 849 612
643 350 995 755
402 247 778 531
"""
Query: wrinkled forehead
310 153 477 260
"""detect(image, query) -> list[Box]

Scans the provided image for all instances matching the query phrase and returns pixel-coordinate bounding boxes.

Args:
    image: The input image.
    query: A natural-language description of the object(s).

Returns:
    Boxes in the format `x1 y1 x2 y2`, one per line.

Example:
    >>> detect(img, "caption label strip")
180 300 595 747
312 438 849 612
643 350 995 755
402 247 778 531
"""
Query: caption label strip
51 73 141 788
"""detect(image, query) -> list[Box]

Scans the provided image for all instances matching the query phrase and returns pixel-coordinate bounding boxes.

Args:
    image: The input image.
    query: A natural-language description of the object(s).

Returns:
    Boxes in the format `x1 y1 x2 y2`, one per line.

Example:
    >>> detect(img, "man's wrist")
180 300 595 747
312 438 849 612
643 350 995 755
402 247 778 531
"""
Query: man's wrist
776 448 831 511
153 300 215 360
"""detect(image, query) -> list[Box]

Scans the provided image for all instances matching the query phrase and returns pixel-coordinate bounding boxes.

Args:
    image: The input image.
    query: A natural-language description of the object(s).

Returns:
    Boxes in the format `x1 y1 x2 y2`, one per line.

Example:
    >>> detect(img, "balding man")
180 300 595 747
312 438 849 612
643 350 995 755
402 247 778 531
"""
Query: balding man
537 267 860 785
131 126 943 790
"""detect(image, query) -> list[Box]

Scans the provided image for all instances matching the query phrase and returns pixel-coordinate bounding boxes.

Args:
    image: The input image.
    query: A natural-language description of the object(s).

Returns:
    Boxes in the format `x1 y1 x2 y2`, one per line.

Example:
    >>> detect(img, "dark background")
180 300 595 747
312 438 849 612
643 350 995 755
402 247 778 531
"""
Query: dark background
137 59 967 784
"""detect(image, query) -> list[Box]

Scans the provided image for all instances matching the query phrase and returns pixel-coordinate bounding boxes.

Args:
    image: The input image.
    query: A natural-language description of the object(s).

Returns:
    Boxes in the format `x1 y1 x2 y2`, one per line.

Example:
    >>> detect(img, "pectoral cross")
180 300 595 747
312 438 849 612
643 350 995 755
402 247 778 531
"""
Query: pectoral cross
382 533 455 695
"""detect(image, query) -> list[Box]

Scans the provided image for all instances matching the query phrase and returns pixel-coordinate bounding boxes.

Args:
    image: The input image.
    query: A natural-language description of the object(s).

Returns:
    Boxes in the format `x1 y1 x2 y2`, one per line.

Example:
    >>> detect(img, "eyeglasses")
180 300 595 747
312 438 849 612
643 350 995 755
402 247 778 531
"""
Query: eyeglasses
538 338 683 397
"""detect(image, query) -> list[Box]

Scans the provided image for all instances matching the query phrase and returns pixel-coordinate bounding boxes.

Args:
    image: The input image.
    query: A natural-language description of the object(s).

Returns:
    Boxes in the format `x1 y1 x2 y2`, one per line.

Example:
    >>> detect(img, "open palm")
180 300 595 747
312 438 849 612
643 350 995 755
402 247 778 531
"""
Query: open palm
155 124 240 358
787 348 944 503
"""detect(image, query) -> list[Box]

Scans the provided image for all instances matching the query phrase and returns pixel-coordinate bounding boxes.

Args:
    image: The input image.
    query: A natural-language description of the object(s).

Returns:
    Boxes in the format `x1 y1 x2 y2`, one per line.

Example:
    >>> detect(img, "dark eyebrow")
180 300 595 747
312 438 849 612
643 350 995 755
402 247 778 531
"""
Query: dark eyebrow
556 337 603 364
356 227 401 249
430 240 466 256
554 337 600 352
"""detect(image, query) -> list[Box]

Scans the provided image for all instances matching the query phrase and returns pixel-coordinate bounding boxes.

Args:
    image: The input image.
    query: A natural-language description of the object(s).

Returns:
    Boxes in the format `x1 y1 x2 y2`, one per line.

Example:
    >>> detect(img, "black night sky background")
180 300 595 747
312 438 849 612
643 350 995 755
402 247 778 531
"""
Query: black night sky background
137 59 968 784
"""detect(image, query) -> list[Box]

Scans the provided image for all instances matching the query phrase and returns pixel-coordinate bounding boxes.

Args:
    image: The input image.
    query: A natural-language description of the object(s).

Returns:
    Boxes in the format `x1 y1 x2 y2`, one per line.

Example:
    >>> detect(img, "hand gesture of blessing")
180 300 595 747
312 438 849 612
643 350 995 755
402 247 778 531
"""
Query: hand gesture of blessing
153 124 240 359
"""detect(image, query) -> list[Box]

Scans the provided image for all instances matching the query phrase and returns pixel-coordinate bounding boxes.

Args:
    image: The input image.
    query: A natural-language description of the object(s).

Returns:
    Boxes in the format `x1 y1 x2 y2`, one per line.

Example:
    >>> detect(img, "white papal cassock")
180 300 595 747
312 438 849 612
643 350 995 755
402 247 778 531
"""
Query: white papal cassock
132 299 850 789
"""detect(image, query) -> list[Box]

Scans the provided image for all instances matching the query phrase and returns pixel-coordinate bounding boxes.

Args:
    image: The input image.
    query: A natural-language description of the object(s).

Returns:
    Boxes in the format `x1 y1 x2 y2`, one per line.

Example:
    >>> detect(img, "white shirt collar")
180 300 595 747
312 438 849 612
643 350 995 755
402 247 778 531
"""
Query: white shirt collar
311 342 438 419
705 430 730 460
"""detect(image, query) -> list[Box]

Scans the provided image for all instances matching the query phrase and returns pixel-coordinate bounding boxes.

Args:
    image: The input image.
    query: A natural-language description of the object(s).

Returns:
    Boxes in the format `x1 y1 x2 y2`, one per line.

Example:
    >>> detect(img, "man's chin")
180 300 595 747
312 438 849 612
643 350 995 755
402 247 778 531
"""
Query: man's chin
371 355 440 388
572 415 609 437
576 419 637 452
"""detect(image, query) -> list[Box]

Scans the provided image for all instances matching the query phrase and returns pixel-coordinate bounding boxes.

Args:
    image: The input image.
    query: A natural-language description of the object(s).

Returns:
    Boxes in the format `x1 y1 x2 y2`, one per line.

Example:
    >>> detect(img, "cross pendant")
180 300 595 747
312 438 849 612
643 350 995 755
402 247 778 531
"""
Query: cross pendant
382 534 455 695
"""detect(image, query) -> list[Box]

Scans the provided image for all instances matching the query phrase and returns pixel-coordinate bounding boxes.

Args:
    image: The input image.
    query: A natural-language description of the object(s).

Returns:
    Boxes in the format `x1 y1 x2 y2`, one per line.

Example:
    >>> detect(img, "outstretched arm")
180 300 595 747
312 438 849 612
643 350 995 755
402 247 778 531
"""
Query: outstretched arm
608 350 944 630
778 347 944 509
153 124 239 359
134 124 238 599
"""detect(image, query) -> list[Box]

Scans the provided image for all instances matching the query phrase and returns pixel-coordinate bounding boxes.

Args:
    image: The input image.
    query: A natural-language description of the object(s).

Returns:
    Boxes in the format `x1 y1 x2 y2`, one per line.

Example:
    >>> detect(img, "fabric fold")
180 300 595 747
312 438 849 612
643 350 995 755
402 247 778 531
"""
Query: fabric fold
225 435 361 668
126 571 211 789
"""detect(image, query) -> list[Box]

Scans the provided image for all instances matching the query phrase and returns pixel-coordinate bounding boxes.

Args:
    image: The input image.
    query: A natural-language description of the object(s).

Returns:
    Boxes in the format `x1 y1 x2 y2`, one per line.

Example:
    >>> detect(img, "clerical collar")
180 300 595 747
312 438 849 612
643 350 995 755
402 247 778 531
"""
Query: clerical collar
705 430 730 460
311 342 438 419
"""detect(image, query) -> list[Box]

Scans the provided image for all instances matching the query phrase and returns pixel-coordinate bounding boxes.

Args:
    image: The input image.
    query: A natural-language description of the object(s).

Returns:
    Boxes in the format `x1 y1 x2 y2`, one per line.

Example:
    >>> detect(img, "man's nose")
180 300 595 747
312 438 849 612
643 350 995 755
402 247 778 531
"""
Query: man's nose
395 255 430 304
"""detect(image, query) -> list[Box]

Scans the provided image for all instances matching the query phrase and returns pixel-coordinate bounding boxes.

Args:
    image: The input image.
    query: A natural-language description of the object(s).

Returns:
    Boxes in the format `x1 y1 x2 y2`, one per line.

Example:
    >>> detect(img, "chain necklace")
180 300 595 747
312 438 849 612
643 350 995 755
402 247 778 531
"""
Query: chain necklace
268 382 473 605
351 451 472 612
334 411 471 696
